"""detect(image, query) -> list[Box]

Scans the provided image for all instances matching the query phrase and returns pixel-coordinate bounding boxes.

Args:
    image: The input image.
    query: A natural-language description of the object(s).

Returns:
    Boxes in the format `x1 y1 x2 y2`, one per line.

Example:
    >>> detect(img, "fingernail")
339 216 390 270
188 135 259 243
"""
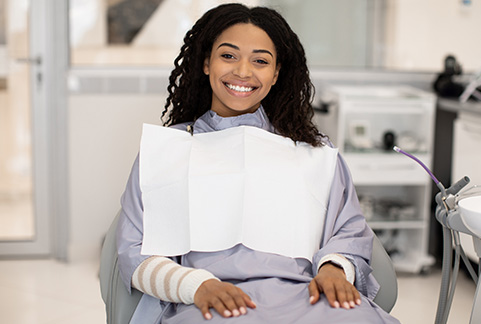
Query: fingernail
309 296 315 304
205 313 212 320
240 307 247 315
224 310 232 317
356 298 362 305
343 302 350 309
232 309 240 317
333 301 340 308
350 301 356 307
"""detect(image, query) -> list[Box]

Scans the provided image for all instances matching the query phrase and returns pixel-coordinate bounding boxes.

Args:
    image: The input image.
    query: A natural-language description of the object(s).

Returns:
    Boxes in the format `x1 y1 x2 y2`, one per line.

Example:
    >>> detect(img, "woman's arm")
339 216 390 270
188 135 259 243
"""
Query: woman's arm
116 155 218 298
309 153 379 307
116 154 151 292
116 154 255 320
131 255 218 303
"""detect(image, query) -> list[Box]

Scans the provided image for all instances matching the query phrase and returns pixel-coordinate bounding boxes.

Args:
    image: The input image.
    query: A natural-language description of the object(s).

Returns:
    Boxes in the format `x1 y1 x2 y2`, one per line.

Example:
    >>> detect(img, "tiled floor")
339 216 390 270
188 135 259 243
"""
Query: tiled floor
392 270 475 323
0 258 476 324
0 259 105 324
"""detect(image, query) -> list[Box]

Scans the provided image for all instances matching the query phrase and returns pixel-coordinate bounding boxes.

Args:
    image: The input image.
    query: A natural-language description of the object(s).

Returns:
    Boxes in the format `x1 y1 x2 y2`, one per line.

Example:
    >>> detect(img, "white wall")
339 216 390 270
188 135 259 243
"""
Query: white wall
68 94 165 261
385 0 481 71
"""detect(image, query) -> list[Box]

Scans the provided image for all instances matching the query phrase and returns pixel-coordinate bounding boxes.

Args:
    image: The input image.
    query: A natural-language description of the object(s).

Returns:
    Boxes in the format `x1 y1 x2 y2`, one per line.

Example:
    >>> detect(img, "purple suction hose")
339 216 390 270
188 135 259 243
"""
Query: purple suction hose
393 146 441 185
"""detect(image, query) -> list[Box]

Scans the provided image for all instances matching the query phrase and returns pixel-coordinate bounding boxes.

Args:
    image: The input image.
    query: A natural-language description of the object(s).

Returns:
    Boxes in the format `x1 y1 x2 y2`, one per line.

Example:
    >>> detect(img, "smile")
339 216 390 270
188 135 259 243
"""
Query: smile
224 83 256 93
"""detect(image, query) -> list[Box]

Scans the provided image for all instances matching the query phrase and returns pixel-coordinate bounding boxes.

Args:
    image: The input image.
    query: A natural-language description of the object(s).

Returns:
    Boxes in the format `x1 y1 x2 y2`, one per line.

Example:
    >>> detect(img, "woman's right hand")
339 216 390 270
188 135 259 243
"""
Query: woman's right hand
194 279 256 320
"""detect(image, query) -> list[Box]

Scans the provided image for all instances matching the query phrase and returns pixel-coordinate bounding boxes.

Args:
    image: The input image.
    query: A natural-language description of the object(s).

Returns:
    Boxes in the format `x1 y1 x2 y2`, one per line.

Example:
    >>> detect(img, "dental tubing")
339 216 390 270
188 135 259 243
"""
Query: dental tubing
393 146 447 196
393 146 473 324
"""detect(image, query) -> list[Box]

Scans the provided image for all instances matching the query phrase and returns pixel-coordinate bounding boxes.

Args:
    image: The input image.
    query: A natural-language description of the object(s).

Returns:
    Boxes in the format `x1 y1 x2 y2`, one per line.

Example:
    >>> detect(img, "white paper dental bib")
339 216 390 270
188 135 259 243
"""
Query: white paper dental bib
139 124 338 261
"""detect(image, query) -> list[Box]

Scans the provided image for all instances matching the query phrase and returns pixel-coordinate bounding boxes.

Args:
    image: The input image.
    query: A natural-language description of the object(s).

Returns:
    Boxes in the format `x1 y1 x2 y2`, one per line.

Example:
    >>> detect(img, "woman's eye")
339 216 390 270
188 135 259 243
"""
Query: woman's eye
255 59 268 65
221 54 235 59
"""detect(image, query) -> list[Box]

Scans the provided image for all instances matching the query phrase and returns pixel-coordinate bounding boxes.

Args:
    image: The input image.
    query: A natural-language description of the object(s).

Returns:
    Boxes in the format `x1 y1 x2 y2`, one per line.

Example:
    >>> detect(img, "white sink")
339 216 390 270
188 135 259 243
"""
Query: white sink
459 196 481 238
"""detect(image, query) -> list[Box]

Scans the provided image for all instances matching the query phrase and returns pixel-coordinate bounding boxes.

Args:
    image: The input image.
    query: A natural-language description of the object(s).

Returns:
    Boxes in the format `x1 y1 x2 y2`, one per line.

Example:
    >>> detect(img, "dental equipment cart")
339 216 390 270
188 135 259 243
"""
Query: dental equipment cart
394 146 481 324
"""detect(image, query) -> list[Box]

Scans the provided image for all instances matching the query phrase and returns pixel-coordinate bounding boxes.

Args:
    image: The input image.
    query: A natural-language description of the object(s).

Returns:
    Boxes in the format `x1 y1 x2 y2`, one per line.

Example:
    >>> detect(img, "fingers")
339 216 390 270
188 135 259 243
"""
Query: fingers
320 280 341 309
237 289 257 312
194 280 255 320
334 284 355 309
310 264 362 310
199 304 213 320
335 281 362 309
323 282 361 309
211 295 236 318
318 281 361 309
242 291 257 309
210 288 255 318
354 288 362 305
308 280 320 305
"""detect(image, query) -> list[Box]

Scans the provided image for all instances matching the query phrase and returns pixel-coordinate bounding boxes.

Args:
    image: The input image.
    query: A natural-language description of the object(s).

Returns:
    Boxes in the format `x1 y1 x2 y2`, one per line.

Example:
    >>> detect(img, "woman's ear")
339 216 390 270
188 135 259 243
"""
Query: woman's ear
272 64 281 85
203 57 210 75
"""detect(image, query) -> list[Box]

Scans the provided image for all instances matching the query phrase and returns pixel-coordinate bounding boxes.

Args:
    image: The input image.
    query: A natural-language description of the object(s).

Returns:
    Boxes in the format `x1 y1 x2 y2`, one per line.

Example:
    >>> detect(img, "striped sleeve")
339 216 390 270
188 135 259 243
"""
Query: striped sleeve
132 256 219 304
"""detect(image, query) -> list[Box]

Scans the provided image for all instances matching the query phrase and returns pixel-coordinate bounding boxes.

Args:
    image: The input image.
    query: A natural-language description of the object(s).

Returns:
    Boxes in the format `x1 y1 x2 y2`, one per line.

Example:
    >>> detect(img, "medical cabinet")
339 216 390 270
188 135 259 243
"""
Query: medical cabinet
314 85 436 273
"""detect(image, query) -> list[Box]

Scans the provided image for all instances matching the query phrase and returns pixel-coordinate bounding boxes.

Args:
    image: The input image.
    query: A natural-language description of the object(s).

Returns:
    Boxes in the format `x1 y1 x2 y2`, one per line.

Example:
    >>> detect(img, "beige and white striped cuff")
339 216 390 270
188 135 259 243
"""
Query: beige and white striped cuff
132 256 219 304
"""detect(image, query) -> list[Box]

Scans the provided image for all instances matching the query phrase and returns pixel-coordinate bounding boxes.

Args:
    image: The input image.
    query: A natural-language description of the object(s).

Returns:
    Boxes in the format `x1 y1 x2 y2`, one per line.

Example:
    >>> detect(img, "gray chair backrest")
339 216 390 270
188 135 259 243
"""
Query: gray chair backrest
100 213 142 324
99 213 397 323
371 234 398 312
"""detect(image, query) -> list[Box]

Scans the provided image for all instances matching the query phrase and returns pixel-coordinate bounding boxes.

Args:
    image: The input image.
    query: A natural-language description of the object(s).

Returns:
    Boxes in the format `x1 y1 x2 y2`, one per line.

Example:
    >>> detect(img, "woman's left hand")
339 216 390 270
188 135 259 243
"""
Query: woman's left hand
308 263 361 309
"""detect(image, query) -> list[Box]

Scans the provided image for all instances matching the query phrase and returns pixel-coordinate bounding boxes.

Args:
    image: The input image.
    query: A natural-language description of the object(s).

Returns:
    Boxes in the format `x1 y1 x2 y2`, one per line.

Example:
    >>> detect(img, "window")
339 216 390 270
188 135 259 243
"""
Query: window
69 0 481 72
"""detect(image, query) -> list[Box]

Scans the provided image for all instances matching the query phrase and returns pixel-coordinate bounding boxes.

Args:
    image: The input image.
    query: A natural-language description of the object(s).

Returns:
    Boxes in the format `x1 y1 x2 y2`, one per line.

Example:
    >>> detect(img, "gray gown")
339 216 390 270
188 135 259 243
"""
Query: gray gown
116 107 400 323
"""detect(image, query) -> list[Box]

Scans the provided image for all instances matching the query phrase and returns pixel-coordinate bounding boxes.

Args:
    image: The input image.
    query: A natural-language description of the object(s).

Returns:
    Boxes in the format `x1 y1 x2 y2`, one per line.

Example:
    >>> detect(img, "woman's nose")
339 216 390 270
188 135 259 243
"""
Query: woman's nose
233 60 251 78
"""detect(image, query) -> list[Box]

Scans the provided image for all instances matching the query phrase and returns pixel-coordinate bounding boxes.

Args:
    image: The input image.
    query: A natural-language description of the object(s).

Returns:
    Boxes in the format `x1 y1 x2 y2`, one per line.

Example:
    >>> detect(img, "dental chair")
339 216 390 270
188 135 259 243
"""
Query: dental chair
100 212 398 324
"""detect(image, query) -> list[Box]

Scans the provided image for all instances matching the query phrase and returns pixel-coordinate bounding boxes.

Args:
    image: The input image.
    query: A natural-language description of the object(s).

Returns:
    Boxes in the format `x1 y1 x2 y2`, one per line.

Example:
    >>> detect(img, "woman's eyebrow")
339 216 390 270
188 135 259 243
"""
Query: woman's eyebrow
217 42 273 57
218 42 239 50
252 49 273 57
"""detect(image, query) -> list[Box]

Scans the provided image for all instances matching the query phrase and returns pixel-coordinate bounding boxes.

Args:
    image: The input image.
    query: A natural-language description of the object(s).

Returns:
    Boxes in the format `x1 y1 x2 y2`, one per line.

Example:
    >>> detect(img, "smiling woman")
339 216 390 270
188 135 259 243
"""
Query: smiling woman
115 3 400 324
203 23 280 117
161 3 321 147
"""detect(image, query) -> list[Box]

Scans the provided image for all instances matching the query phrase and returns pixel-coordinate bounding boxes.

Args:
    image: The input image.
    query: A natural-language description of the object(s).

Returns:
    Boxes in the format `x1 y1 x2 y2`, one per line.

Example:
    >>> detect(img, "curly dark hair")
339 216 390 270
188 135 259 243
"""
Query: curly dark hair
162 3 323 146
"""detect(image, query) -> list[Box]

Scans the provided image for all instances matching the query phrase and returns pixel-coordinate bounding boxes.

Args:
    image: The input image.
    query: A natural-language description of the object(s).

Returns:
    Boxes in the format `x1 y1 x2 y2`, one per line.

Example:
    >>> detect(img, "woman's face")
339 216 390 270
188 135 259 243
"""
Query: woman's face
203 23 280 117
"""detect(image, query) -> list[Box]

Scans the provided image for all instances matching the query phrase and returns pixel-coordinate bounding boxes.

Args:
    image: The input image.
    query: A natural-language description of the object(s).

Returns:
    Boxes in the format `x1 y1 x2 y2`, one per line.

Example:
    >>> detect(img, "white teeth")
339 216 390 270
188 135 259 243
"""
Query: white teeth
225 83 254 92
